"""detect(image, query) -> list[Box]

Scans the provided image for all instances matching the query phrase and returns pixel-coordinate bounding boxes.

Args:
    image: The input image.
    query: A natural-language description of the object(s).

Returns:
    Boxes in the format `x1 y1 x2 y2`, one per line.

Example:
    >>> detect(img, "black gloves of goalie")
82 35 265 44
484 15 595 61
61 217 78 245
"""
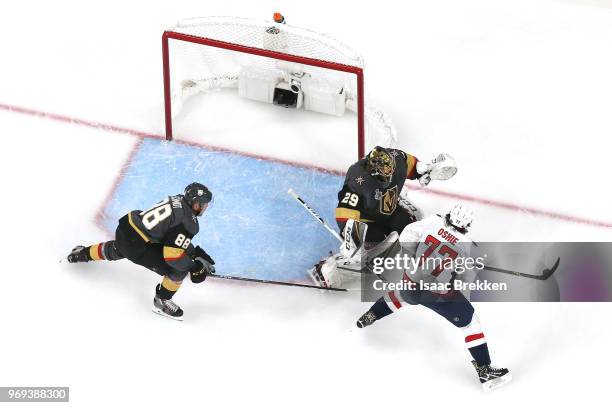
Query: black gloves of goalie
194 246 215 265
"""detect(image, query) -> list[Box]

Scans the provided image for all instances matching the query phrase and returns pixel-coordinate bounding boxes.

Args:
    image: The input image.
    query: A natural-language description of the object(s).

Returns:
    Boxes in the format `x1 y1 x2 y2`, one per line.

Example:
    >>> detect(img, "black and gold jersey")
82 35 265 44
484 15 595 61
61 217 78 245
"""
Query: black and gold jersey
126 195 200 272
335 149 420 224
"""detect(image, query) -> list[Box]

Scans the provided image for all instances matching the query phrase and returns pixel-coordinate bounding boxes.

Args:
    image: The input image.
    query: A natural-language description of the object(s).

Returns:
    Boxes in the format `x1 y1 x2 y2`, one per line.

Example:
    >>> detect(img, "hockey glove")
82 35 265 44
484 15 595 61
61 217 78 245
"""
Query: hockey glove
189 260 215 284
416 153 457 186
194 246 215 265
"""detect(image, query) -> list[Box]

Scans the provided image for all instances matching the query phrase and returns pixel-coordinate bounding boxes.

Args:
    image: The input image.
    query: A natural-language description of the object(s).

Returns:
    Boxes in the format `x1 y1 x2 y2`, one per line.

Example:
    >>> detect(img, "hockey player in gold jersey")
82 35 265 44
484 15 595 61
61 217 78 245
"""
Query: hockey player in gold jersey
67 182 215 320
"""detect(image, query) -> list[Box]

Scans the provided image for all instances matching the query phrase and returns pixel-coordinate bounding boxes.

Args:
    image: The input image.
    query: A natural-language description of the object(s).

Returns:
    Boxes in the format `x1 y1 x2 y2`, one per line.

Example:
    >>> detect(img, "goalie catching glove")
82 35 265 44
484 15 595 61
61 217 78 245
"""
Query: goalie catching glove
416 153 457 186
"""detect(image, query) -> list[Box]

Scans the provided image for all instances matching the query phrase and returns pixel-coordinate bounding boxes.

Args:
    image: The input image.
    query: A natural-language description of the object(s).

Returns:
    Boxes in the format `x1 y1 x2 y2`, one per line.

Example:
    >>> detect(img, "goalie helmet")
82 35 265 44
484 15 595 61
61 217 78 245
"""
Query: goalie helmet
184 182 213 213
366 146 396 184
447 204 474 231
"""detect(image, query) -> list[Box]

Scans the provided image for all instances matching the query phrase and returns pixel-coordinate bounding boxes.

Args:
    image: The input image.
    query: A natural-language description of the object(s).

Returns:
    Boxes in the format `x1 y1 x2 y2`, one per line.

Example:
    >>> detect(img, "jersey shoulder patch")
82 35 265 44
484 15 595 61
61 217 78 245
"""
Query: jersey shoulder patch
389 148 407 160
344 160 372 191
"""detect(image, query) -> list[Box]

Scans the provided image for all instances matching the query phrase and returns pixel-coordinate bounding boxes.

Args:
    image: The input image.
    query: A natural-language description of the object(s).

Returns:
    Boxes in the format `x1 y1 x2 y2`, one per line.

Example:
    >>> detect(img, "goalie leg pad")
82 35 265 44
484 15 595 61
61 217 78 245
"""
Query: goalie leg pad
340 219 369 259
309 254 362 289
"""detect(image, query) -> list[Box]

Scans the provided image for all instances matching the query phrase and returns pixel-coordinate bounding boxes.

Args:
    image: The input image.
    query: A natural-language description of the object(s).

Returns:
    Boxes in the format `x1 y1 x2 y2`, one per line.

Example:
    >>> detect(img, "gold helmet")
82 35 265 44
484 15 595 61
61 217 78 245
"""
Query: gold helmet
366 146 395 183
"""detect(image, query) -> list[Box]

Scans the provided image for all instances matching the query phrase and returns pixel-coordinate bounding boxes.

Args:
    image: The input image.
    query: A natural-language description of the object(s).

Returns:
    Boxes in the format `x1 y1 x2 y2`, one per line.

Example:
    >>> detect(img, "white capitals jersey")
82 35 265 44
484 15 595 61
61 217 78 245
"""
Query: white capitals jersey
399 214 473 294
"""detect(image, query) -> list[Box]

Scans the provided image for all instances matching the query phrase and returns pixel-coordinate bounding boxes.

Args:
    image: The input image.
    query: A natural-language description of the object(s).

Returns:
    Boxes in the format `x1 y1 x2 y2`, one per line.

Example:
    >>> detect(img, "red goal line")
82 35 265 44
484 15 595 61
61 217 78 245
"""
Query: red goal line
1 102 611 230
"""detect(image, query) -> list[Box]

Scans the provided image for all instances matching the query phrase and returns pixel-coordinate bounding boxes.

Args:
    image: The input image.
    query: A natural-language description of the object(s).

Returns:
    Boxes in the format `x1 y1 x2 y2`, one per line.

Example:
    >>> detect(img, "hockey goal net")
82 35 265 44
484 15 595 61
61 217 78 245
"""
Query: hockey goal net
162 15 397 159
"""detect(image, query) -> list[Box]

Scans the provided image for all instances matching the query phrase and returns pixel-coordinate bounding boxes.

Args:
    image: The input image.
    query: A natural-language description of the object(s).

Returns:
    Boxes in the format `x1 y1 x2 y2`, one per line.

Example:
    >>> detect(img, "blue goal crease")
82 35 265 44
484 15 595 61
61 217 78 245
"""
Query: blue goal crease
99 138 343 282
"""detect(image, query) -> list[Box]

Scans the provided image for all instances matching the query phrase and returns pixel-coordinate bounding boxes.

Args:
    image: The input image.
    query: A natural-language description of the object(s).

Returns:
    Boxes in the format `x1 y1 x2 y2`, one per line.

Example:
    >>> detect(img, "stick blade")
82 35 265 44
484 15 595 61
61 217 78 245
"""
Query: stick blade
541 257 560 280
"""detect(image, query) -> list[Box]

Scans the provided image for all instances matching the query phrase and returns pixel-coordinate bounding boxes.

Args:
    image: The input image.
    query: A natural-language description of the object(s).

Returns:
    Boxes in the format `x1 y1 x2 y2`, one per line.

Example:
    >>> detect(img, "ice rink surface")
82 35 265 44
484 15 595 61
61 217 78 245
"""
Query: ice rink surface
99 137 343 280
1 0 612 406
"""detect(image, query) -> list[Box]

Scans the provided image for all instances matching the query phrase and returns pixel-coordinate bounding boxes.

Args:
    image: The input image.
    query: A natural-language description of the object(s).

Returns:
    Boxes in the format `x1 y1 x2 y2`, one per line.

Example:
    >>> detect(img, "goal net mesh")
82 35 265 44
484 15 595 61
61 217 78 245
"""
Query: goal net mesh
164 16 398 157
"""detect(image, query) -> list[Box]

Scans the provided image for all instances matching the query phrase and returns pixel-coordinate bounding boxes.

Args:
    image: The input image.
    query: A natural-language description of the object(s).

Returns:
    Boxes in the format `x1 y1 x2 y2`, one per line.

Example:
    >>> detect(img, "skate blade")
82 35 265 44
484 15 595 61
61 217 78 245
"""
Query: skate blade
482 373 512 392
152 306 184 321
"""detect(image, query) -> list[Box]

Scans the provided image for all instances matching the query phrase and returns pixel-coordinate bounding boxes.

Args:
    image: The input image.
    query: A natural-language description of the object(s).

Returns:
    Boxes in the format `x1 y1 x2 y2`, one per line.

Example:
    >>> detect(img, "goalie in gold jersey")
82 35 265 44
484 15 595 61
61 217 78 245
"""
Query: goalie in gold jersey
312 146 458 288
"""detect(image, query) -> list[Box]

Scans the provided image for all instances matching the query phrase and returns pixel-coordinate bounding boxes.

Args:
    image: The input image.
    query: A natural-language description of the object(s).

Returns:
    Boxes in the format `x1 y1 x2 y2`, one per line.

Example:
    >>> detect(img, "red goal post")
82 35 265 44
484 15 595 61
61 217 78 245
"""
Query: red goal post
162 16 395 160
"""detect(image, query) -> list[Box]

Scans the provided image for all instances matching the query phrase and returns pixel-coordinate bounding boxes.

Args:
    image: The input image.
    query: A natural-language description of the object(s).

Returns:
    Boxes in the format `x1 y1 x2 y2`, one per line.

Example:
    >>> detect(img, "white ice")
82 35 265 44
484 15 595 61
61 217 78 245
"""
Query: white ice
1 0 611 406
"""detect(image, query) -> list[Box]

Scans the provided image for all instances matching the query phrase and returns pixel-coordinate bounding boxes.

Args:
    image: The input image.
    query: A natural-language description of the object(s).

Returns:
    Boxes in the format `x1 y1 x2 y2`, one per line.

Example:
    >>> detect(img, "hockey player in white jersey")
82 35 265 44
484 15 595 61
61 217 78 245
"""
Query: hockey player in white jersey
356 204 512 391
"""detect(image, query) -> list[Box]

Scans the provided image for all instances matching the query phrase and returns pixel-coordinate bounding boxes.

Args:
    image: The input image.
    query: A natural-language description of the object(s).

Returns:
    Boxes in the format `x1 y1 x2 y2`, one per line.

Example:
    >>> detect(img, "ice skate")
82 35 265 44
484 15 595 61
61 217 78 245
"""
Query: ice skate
356 310 378 328
67 246 89 263
152 295 184 321
472 361 512 392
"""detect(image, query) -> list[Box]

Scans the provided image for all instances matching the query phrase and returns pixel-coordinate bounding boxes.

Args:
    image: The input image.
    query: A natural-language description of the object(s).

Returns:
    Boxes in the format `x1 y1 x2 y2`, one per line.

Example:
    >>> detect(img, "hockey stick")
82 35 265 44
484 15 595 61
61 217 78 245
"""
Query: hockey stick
287 189 394 278
287 188 343 243
482 257 560 281
287 189 560 282
208 273 348 291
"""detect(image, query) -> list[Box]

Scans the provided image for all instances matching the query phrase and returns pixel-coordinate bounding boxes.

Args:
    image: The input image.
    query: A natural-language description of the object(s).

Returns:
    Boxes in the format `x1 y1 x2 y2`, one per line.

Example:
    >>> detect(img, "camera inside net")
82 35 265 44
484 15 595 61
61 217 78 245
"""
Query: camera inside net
238 67 347 116
272 80 303 108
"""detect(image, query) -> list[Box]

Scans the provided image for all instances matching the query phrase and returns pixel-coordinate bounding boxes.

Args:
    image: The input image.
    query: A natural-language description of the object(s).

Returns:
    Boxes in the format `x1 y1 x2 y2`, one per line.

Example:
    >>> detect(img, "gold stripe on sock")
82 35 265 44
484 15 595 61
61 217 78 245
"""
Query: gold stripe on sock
89 244 103 261
161 276 182 292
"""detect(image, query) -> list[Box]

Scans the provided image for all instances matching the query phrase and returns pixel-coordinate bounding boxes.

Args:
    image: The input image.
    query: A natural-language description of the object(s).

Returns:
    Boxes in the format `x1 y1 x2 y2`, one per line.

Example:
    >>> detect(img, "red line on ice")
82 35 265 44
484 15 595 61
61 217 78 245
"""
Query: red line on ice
0 103 342 176
2 102 611 230
94 138 145 235
405 185 612 229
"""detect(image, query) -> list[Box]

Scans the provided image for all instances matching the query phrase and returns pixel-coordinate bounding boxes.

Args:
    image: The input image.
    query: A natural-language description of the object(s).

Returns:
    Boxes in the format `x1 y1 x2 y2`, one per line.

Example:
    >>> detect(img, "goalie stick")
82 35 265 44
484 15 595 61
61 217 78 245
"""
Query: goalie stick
287 188 369 272
287 188 343 243
287 188 389 280
287 189 561 283
287 188 561 289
